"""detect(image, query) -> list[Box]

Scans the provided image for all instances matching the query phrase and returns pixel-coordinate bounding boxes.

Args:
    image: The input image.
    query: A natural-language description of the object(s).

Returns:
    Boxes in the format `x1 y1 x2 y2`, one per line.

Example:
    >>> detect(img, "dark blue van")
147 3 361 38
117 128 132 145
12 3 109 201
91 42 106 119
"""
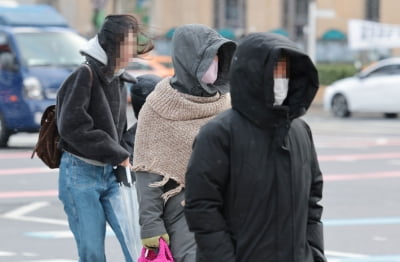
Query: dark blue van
0 4 87 146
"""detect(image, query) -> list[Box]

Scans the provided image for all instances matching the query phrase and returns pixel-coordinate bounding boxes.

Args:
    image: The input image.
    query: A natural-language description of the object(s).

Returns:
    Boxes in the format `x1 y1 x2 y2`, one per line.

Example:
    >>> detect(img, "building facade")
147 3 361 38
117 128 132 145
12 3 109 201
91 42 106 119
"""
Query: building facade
8 0 137 37
149 0 399 39
149 0 400 61
11 0 400 42
8 0 400 60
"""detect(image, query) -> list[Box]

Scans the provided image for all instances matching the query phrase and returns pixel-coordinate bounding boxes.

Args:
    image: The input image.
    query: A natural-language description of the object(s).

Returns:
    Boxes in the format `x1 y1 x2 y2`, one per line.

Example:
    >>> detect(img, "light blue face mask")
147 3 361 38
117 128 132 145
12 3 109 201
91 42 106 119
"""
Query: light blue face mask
273 78 289 106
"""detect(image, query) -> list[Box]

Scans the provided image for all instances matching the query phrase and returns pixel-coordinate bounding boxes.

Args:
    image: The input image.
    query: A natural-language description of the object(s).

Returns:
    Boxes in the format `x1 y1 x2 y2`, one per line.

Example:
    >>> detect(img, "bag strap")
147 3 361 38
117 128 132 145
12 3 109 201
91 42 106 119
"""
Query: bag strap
82 63 93 87
139 238 173 261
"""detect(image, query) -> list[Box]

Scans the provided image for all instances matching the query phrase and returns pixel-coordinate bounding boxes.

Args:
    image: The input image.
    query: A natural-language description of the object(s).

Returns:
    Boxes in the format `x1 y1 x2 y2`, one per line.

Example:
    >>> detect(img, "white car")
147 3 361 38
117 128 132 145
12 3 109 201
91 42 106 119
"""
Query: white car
323 57 400 118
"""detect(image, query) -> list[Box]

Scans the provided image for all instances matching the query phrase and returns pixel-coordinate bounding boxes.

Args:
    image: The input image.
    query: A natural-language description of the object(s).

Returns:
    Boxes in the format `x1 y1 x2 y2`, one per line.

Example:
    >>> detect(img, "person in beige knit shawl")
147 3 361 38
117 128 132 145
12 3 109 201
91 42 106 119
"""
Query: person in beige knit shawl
132 24 236 261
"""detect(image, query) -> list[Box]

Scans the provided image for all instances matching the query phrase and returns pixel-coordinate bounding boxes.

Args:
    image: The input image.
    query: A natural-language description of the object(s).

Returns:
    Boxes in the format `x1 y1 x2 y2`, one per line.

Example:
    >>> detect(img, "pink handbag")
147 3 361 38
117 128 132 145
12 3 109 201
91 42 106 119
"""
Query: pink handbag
138 238 174 262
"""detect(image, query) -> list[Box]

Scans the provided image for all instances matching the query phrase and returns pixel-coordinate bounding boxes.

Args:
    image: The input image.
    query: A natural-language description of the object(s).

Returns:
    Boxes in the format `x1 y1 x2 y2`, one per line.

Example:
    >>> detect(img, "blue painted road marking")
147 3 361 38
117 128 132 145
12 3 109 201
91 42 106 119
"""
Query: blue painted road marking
25 229 115 239
327 255 400 262
324 217 400 226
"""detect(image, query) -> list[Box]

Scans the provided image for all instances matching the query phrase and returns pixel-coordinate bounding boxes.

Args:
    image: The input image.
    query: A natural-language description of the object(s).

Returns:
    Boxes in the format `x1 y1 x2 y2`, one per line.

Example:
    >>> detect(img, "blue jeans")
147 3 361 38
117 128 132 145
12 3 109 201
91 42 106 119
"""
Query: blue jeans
58 152 134 262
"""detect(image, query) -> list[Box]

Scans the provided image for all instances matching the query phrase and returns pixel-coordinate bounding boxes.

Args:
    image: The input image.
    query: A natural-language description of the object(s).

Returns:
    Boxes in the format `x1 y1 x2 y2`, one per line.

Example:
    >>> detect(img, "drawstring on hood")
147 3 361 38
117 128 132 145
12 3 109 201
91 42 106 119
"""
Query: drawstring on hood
230 33 319 129
170 24 236 97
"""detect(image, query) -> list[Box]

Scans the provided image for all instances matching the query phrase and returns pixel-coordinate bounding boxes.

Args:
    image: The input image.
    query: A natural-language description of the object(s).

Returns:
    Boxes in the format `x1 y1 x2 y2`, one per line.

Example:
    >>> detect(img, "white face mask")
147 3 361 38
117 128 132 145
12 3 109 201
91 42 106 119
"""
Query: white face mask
201 56 219 84
273 78 289 106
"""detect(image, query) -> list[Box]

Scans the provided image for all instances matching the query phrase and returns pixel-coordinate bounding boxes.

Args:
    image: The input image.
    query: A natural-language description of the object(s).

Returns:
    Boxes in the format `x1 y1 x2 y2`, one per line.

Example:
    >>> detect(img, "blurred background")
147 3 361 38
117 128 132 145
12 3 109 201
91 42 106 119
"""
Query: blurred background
11 0 400 85
1 1 400 262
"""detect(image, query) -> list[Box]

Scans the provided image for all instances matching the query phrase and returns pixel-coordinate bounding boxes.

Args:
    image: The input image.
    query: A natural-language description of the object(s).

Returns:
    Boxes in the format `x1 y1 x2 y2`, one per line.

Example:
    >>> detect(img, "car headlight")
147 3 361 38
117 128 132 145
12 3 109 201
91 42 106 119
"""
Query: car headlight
23 77 43 100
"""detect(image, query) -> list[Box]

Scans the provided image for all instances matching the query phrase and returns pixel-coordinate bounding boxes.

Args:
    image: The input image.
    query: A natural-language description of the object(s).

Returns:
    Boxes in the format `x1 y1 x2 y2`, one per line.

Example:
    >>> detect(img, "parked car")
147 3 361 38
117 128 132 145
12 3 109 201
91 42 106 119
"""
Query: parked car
151 55 174 75
323 57 400 118
124 55 174 103
0 4 87 147
125 55 174 78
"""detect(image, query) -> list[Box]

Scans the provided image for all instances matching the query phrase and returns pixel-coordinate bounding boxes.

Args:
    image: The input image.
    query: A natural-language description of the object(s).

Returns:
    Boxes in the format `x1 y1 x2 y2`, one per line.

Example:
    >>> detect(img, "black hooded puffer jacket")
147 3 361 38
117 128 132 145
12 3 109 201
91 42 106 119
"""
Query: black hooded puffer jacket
185 33 327 262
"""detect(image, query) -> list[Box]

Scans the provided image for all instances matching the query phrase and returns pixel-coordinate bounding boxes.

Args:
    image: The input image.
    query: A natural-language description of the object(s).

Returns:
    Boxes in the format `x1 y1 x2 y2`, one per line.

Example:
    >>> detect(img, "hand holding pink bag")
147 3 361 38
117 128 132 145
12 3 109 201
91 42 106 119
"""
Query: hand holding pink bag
138 238 174 262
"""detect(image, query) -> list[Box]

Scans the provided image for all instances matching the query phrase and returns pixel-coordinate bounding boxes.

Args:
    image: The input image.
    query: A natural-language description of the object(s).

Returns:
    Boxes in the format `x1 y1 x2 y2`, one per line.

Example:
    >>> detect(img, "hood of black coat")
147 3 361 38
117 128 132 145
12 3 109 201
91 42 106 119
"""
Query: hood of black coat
170 24 236 97
230 33 319 128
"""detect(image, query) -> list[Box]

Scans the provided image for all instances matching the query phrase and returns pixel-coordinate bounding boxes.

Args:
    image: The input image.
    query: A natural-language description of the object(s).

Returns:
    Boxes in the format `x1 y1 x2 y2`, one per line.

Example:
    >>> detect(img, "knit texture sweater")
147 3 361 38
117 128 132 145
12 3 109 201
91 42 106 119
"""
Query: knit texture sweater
132 77 231 201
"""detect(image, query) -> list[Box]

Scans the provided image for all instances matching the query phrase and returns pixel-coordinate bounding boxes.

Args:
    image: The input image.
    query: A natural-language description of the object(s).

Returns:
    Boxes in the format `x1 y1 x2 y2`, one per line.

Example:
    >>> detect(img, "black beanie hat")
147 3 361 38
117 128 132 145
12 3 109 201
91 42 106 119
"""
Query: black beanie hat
130 74 162 118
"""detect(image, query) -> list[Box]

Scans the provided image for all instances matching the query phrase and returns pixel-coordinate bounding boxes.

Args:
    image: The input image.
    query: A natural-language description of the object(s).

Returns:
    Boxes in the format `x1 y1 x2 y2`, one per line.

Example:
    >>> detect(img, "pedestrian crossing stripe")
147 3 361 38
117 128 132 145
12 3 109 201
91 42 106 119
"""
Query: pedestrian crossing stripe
25 229 115 239
323 216 400 226
0 251 37 257
0 250 75 261
325 250 400 261
0 251 15 256
326 255 400 261
0 249 80 261
23 259 76 262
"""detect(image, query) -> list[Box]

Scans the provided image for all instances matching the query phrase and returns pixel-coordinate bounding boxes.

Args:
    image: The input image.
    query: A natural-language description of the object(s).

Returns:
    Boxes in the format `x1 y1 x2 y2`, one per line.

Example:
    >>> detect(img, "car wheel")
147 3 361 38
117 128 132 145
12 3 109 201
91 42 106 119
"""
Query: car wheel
0 113 10 147
331 94 351 118
384 113 398 119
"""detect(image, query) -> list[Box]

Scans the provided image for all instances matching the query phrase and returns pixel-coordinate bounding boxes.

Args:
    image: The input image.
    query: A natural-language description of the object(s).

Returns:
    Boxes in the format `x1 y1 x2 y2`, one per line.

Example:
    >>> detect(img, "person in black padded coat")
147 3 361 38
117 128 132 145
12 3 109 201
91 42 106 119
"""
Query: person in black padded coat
185 32 327 262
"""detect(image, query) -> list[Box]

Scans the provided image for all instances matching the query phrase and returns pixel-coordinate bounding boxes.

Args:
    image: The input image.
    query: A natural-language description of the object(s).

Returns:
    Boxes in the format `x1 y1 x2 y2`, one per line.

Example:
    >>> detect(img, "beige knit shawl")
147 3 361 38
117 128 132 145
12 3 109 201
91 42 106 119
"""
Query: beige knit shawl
133 77 231 201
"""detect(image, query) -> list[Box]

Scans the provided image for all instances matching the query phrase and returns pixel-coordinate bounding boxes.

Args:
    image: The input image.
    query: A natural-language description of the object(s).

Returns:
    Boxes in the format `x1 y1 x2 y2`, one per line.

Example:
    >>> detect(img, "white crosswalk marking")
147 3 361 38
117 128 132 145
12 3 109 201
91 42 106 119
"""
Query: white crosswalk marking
0 250 16 256
22 259 76 262
326 250 368 258
0 250 75 261
2 201 49 218
2 201 68 226
21 252 37 257
26 228 115 239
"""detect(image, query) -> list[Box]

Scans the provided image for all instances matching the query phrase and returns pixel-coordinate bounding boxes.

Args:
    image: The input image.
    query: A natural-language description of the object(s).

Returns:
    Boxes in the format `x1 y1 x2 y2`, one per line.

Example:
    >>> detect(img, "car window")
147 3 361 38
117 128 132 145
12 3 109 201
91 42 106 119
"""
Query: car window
0 5 68 27
366 64 400 78
0 32 16 71
0 32 8 46
14 31 87 67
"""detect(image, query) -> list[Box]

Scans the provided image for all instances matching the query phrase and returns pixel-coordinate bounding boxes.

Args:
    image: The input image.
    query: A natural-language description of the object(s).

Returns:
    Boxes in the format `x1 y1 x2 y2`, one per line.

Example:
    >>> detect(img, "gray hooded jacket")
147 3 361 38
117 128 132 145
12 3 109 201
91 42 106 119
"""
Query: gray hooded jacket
170 24 236 96
135 24 236 262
